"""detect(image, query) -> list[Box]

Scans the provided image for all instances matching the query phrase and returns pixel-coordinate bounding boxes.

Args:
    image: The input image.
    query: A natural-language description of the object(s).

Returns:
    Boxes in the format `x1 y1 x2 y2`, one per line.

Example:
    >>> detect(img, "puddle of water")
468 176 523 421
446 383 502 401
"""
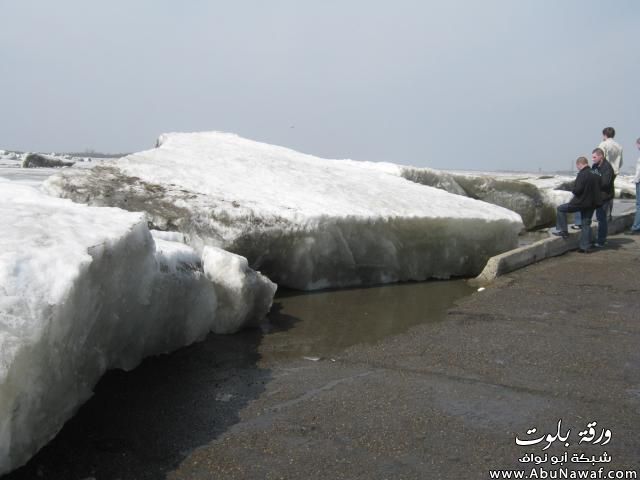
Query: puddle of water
259 280 474 359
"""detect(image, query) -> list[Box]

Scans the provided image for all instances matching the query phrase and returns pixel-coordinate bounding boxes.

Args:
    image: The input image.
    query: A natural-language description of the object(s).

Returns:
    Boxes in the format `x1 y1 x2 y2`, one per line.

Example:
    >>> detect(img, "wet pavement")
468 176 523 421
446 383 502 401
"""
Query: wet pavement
5 235 640 480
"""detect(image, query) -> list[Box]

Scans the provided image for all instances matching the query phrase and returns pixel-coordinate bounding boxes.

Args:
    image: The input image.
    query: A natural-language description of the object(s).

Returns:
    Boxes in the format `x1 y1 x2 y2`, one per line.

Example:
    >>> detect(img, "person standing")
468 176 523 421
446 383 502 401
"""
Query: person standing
572 127 623 230
630 137 640 234
599 127 624 174
553 156 602 252
590 147 615 247
599 127 623 219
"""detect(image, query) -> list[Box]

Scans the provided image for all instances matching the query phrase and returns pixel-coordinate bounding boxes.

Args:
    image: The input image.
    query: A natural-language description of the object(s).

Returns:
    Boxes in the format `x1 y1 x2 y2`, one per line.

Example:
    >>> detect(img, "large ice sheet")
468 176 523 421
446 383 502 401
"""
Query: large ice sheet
0 180 275 474
476 171 636 214
447 172 571 230
368 165 575 230
44 132 523 290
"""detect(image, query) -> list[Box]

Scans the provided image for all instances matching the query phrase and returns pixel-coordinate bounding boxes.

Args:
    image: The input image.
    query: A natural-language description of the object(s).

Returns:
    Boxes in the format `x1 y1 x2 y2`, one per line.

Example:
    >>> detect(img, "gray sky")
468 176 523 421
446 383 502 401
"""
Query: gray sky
1 0 638 171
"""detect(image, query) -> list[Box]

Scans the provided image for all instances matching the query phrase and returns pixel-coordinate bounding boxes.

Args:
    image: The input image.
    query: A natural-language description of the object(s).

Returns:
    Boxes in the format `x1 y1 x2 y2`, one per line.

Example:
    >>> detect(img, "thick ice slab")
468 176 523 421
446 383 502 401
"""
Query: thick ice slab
362 163 575 230
0 180 275 474
446 171 573 230
44 132 523 290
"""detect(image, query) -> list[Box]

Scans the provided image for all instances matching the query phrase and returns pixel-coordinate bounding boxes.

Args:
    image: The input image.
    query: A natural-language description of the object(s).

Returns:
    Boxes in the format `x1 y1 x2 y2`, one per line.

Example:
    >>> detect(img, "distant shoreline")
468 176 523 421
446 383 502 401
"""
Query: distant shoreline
0 149 130 159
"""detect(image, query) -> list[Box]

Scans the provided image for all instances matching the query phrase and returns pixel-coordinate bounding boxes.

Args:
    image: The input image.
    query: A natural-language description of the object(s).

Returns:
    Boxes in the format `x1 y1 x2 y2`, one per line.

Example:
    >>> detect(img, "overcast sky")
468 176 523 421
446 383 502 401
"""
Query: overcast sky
1 1 638 171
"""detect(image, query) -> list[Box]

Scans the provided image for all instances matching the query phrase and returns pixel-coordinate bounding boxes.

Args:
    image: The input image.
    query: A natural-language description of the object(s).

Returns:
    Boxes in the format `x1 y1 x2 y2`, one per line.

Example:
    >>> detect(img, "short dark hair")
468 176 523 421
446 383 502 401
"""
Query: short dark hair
592 147 605 157
602 127 615 138
576 156 589 166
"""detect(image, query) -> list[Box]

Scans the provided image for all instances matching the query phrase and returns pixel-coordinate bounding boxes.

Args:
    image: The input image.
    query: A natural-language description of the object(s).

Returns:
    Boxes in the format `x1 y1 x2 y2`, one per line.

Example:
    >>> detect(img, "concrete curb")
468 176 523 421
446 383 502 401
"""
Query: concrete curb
470 212 636 286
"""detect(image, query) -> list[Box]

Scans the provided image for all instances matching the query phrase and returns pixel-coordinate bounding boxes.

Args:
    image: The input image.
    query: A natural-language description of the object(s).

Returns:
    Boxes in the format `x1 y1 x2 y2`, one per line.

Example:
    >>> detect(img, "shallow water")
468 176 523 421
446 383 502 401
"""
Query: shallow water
261 280 474 360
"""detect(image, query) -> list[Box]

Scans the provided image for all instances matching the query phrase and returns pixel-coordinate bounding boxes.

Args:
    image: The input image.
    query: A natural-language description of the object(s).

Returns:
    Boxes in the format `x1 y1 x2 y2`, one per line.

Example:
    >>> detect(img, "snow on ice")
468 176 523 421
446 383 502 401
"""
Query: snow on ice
44 131 524 290
0 179 275 474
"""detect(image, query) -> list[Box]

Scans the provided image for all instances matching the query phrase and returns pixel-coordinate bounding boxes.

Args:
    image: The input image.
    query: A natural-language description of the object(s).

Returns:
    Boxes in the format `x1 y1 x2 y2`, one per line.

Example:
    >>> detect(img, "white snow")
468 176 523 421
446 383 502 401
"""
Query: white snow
136 132 521 221
150 229 187 244
541 188 573 207
44 131 524 290
202 246 277 333
0 180 275 474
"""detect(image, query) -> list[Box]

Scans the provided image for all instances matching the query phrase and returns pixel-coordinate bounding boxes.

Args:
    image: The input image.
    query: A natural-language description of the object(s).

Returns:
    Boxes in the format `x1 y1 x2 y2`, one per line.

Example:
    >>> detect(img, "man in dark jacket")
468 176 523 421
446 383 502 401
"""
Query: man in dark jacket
590 147 615 246
553 156 602 252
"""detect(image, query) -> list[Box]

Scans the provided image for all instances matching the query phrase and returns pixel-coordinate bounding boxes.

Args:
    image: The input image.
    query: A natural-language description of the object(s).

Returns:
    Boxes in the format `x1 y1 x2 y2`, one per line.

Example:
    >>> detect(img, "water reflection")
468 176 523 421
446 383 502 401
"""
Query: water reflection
261 280 474 359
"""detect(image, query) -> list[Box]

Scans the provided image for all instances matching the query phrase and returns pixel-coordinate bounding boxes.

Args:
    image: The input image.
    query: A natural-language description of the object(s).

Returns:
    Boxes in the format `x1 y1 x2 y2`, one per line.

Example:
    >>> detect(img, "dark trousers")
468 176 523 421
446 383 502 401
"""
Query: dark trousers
556 204 594 250
594 201 609 245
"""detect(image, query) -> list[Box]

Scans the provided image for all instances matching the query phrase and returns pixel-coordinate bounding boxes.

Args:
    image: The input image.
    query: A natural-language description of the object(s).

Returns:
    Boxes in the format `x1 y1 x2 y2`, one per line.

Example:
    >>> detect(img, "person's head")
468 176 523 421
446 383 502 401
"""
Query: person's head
592 148 605 165
602 127 615 140
576 156 589 170
636 137 640 150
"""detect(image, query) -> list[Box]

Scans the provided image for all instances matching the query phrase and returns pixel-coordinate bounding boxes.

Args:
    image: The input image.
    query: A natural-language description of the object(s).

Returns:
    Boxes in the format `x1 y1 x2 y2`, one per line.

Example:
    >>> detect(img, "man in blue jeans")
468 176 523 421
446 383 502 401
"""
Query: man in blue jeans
553 156 603 252
590 147 615 247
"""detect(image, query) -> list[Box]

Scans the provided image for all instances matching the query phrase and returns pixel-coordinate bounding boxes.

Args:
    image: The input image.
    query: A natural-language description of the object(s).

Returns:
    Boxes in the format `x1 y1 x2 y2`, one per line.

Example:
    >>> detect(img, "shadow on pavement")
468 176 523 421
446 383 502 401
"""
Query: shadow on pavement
600 237 634 250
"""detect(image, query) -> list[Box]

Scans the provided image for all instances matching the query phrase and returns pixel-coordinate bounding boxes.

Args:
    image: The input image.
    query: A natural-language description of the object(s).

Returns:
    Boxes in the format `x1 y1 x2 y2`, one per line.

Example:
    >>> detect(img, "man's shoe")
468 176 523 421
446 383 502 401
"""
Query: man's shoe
630 229 640 235
552 230 569 239
592 242 605 248
570 225 582 230
577 248 592 254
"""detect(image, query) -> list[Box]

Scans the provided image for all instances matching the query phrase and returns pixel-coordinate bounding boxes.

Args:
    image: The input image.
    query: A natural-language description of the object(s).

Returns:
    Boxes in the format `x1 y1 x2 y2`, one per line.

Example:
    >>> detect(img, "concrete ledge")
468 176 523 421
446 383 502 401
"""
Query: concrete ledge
471 212 635 286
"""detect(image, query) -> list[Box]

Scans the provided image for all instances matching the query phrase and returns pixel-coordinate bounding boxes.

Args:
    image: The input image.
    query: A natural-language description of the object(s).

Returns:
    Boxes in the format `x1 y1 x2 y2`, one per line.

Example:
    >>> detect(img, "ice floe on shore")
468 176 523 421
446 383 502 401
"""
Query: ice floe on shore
22 153 75 168
354 161 575 230
0 179 275 474
44 131 524 290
